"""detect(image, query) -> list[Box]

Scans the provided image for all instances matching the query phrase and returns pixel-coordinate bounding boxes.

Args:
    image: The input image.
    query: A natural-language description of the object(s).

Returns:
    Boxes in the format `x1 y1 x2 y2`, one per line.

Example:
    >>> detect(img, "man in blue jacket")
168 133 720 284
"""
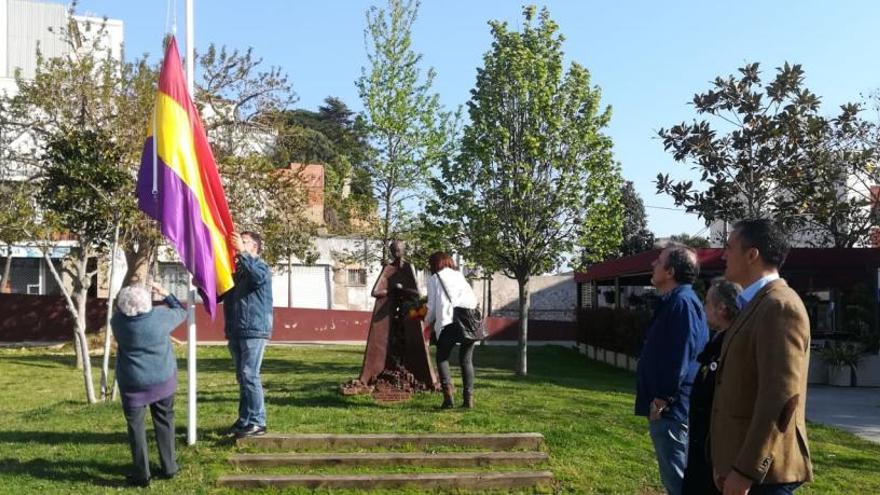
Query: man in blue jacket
225 230 273 438
636 244 709 495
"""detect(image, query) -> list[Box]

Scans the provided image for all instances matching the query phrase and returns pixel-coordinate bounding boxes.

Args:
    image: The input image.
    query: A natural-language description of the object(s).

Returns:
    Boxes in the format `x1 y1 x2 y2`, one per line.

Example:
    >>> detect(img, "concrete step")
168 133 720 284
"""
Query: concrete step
217 471 554 490
229 451 549 468
236 432 545 451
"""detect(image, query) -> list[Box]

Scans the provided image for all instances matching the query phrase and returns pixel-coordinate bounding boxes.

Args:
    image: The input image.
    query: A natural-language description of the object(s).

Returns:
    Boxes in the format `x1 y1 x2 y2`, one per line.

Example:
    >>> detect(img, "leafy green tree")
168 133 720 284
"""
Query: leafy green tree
218 154 317 303
39 128 130 403
618 182 656 255
0 181 39 292
668 233 710 248
580 181 654 265
429 6 622 375
258 164 318 307
657 62 880 246
789 103 880 247
0 105 40 290
357 0 456 261
273 97 376 233
0 12 151 402
656 63 815 227
196 42 316 272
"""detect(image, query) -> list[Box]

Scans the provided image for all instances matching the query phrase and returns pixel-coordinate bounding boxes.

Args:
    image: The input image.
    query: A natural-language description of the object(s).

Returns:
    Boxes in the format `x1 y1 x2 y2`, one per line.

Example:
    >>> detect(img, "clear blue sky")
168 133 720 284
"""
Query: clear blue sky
74 0 880 238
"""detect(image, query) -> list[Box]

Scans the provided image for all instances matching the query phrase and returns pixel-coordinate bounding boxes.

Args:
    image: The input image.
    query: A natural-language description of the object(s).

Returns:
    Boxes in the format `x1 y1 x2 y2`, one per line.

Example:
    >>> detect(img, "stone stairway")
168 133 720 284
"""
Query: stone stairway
217 433 554 491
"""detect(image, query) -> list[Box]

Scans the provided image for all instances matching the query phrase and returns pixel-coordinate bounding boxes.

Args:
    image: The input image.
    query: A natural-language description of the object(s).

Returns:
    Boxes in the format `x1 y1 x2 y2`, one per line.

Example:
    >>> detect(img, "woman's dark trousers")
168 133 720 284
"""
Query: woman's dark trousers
436 323 475 396
122 395 177 482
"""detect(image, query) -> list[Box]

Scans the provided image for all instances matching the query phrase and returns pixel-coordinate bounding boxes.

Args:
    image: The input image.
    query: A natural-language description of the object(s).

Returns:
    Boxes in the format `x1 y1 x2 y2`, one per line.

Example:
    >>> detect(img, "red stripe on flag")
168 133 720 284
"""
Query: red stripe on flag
157 37 236 282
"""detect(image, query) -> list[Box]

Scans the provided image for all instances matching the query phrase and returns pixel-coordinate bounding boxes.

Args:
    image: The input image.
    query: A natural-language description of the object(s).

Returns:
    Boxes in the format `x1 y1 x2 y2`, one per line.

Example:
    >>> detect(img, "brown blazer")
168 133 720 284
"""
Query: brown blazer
710 278 813 484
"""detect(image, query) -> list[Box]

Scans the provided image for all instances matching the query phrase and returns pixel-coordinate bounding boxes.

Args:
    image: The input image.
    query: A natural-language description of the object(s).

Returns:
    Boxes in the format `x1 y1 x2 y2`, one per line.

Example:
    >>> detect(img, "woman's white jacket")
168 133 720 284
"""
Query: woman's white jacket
425 268 478 338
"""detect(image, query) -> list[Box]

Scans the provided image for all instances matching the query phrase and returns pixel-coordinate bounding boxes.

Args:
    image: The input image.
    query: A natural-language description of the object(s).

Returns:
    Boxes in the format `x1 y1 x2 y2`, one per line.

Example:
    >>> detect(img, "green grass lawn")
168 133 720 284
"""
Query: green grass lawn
0 344 878 494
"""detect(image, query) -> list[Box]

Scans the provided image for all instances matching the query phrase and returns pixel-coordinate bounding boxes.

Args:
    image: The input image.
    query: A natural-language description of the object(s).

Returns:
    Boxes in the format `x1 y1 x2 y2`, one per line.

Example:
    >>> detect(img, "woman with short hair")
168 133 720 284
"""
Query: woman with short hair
682 278 742 495
425 252 479 409
112 282 186 487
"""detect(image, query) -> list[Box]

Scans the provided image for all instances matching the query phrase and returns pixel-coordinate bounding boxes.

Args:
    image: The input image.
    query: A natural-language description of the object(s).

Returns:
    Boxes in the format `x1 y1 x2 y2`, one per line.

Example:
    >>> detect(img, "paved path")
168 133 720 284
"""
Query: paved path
807 385 880 443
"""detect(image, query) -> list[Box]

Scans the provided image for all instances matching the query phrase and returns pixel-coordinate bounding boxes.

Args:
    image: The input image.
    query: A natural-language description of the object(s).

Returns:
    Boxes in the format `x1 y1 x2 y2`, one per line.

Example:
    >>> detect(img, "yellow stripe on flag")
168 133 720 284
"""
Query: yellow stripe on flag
153 92 234 293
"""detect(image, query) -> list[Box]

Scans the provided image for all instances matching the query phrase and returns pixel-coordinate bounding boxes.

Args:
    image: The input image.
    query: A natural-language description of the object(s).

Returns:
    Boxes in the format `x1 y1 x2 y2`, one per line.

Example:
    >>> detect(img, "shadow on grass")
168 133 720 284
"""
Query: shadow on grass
186 345 633 401
195 345 635 395
0 354 79 369
457 345 635 395
182 357 358 376
0 430 127 445
269 391 382 409
194 388 362 409
0 457 129 487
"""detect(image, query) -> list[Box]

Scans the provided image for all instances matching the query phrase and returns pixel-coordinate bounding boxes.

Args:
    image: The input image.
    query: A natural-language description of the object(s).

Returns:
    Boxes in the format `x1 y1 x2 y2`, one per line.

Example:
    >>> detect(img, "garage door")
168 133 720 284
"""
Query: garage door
272 264 331 309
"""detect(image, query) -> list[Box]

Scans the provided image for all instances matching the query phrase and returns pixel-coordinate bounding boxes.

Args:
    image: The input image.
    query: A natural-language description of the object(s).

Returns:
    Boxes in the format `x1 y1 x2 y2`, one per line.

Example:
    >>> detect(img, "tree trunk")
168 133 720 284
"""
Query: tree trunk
44 250 98 403
101 225 120 401
73 329 84 369
73 255 88 370
76 328 98 404
0 254 12 292
74 258 97 404
517 277 530 376
124 249 151 285
382 190 393 262
287 257 294 308
123 234 158 286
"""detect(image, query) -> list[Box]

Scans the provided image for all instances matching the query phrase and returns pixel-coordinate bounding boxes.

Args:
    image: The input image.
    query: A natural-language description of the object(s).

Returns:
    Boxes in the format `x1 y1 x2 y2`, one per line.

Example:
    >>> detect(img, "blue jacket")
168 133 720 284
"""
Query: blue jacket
112 295 186 391
223 253 273 339
635 284 709 423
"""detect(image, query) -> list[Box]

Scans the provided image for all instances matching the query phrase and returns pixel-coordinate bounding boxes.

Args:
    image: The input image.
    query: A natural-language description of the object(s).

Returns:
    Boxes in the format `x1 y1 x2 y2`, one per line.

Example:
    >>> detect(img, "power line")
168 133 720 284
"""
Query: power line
644 204 695 213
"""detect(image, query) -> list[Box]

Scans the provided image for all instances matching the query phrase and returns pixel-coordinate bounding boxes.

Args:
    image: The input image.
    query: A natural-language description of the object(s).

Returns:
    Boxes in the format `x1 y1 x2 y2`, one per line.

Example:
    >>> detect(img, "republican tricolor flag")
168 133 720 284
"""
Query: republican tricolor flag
137 37 235 317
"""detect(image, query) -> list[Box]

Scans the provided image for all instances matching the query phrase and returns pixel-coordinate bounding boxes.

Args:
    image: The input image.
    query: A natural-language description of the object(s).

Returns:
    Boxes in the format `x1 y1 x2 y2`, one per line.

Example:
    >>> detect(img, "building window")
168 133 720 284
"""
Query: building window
579 283 594 309
347 268 367 286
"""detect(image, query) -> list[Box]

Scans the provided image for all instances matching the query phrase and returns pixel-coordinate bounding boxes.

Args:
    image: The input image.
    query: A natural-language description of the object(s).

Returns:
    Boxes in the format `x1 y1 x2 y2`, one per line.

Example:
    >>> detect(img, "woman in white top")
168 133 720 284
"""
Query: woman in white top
425 251 479 409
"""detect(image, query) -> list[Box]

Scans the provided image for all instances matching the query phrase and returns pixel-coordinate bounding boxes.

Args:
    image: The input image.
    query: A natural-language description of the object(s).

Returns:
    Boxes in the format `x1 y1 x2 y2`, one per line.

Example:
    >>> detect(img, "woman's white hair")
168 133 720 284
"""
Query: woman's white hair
116 285 153 317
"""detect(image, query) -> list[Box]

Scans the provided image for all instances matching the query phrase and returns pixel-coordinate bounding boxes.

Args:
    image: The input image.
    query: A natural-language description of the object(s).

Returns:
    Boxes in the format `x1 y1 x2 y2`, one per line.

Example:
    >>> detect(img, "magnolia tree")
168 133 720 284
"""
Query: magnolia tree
657 62 880 246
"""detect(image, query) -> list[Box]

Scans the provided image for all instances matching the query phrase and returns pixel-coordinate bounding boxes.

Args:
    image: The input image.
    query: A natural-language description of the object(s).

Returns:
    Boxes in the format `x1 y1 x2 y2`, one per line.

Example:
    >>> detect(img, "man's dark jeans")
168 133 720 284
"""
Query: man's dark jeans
750 482 803 494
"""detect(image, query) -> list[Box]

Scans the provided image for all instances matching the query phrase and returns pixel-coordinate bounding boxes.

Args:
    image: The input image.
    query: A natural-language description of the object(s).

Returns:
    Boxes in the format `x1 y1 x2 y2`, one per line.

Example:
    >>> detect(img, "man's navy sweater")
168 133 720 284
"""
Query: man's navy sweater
635 284 709 423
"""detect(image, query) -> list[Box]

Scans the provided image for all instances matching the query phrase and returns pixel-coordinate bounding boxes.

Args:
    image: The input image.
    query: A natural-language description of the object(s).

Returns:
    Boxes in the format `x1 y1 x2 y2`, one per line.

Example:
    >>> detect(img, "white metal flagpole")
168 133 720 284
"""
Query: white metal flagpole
185 0 197 447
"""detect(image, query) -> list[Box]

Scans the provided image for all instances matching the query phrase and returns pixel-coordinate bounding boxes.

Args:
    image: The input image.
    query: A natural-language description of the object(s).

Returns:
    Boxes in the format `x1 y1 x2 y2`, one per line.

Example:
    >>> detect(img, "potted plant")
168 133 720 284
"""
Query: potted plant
819 341 864 387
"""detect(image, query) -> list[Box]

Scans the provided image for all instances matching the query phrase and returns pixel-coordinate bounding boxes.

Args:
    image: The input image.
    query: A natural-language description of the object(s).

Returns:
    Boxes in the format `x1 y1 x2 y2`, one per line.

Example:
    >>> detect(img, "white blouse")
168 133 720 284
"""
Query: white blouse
425 268 478 337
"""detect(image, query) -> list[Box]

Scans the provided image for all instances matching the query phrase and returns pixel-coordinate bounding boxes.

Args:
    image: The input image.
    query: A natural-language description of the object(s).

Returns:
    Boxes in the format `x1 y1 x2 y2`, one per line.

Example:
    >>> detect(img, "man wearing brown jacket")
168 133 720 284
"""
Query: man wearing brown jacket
712 219 813 495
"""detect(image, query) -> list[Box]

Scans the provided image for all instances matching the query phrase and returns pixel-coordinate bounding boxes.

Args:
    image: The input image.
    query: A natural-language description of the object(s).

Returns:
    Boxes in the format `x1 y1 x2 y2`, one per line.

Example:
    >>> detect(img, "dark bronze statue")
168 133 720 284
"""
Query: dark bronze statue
341 240 438 399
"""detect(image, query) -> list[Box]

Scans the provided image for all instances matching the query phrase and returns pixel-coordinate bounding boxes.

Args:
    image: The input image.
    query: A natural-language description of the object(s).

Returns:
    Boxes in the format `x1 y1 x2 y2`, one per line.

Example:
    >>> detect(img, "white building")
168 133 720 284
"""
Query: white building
0 0 123 93
0 0 124 295
707 177 880 248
